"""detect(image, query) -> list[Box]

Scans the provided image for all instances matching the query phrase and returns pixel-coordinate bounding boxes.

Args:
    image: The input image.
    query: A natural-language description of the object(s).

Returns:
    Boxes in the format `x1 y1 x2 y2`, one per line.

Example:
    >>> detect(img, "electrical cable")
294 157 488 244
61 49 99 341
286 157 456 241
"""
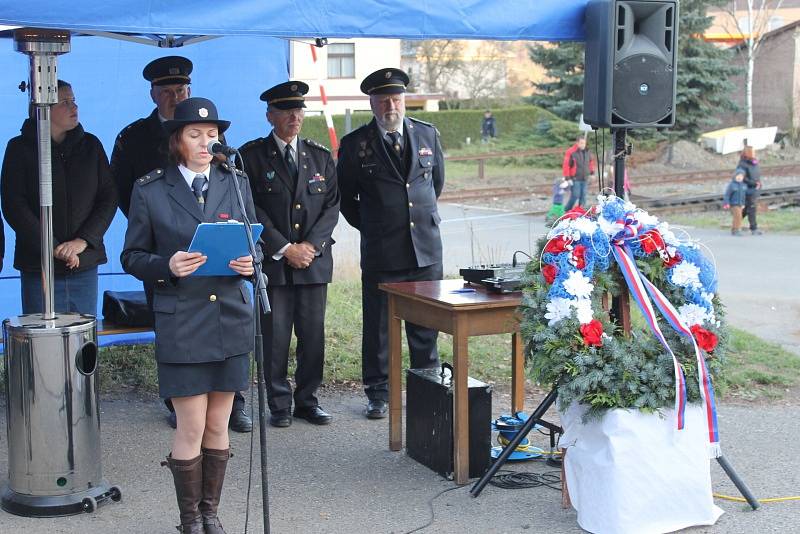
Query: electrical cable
488 469 563 491
714 493 800 504
402 485 464 534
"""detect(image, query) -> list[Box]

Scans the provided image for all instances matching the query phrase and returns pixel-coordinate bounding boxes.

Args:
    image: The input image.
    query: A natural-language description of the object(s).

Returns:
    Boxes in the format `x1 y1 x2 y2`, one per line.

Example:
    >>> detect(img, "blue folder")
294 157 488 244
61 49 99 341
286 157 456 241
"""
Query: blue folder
187 221 263 276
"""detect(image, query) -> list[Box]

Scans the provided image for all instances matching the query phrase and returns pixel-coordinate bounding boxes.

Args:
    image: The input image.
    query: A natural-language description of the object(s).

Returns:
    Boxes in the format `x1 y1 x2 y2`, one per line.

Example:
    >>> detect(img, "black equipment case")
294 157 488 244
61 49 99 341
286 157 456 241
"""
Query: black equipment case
406 364 492 479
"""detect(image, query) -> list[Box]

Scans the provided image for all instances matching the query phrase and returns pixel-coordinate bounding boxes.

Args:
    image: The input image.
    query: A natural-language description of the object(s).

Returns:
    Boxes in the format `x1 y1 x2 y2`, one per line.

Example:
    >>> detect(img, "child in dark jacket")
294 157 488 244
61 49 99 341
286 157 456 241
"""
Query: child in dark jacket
723 168 748 235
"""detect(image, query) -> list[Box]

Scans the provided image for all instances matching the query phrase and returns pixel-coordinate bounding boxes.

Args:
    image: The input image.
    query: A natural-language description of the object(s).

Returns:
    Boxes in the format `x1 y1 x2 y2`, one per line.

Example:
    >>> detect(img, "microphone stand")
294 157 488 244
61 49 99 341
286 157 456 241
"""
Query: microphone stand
222 151 272 533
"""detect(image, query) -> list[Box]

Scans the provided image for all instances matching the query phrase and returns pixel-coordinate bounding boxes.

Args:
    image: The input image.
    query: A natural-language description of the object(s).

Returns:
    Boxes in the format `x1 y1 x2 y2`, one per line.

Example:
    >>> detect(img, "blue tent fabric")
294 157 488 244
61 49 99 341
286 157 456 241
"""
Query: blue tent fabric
0 1 587 41
0 35 289 343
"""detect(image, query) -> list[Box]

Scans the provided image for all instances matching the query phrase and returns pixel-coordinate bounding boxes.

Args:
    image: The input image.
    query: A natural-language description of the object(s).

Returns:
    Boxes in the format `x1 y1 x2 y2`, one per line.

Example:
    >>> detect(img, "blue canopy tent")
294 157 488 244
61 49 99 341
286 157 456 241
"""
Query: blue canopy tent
0 1 587 345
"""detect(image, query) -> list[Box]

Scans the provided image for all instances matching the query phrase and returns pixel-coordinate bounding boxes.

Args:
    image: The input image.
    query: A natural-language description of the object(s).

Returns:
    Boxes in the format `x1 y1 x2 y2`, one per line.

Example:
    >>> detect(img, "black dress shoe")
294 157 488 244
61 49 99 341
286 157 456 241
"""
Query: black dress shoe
269 410 292 428
293 405 333 425
366 399 388 419
229 407 253 433
167 411 177 429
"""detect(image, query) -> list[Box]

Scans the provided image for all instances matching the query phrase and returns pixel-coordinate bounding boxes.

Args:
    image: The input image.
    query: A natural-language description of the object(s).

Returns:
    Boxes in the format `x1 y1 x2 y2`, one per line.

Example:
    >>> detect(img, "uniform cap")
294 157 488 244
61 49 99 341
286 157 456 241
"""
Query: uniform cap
260 80 309 110
143 56 193 86
360 68 409 95
163 97 230 134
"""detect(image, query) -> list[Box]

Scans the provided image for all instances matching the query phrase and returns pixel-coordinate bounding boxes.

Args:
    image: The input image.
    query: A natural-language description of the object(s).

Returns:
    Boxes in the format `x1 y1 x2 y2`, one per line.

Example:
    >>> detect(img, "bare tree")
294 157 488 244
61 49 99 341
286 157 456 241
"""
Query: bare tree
407 40 465 93
458 42 513 105
721 0 786 127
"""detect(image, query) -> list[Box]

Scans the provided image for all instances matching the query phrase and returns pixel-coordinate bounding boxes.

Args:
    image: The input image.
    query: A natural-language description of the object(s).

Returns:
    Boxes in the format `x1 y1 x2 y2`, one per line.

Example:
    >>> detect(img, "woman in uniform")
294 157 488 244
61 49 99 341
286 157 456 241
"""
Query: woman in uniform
122 97 259 534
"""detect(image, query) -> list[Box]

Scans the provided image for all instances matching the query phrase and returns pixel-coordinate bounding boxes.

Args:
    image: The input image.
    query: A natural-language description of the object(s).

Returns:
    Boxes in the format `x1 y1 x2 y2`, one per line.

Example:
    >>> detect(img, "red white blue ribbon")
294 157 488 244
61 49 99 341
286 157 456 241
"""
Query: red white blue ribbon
612 242 721 457
612 243 687 429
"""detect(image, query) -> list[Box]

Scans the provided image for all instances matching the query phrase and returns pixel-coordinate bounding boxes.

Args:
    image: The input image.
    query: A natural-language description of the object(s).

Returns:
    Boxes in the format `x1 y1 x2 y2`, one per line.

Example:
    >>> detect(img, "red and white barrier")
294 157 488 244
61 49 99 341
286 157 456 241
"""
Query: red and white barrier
309 44 339 154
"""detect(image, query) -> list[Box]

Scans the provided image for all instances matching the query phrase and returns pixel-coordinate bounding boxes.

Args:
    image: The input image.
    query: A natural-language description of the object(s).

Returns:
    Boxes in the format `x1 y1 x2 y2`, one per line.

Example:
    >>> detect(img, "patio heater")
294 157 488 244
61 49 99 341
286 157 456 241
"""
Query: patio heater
1 28 121 517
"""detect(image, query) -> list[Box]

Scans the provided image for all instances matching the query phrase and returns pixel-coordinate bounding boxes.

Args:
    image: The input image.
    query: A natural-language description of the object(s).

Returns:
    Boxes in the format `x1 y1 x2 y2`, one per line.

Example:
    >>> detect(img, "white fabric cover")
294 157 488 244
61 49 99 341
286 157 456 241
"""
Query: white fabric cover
559 403 723 534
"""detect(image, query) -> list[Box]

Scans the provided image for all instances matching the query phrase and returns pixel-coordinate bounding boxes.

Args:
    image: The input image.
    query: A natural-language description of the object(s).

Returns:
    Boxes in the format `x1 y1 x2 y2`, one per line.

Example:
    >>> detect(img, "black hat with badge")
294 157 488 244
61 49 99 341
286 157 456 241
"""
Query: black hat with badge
163 97 230 134
360 67 409 95
260 80 309 110
143 56 193 86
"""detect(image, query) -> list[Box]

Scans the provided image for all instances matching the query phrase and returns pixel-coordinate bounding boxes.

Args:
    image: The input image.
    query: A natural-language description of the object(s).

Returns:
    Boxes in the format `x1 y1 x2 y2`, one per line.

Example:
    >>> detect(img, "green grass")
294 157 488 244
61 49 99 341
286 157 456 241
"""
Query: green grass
670 208 800 234
4 280 794 402
718 328 800 401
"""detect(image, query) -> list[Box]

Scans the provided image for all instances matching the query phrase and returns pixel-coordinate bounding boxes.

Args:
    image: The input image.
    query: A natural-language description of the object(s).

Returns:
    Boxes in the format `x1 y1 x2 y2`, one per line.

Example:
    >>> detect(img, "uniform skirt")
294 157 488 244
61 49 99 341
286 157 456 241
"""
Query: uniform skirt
157 353 250 399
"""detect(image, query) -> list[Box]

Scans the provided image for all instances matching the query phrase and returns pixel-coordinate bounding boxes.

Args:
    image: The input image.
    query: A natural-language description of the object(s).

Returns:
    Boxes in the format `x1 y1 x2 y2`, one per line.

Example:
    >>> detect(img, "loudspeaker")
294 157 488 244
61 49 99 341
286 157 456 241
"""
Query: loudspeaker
583 0 679 128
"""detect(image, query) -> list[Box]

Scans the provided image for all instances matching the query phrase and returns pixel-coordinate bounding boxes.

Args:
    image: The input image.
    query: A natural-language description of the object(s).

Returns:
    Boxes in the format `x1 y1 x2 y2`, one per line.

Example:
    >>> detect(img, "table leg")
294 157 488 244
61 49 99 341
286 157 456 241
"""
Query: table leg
511 331 524 413
452 315 470 484
388 294 403 452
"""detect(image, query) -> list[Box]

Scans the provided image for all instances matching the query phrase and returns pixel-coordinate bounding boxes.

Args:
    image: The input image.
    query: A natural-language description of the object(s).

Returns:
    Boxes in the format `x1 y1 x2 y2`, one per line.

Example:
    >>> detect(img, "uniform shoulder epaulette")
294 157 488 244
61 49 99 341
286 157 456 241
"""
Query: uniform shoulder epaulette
408 117 440 136
302 138 331 153
220 161 245 176
136 168 165 185
239 137 266 152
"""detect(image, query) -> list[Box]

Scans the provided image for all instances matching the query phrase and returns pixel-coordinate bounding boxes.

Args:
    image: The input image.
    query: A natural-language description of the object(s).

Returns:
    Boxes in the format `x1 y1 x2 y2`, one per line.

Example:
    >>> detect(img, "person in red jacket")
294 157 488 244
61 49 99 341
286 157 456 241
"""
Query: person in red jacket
562 135 596 210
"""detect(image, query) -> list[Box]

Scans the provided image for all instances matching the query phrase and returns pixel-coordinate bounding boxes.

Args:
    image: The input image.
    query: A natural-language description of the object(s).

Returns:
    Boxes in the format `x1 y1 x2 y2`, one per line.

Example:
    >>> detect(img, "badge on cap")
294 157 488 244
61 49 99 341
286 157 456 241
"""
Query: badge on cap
169 67 179 75
198 108 209 118
290 84 298 91
385 71 392 78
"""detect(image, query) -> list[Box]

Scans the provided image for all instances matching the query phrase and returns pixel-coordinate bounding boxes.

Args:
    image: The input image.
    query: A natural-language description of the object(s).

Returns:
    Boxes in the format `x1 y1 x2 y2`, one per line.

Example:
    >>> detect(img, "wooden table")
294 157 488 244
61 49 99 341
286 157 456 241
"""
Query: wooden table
379 279 524 484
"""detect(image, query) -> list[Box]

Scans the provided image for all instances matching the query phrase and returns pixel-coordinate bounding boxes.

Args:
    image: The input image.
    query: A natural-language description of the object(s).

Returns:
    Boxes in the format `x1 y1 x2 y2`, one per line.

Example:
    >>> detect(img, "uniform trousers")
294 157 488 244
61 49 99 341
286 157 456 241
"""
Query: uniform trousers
361 263 443 401
262 283 327 412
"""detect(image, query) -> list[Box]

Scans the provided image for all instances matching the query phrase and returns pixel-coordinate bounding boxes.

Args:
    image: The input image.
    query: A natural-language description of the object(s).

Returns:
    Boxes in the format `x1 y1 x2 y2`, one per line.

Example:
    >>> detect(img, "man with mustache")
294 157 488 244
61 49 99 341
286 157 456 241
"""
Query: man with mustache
336 68 445 419
239 81 340 428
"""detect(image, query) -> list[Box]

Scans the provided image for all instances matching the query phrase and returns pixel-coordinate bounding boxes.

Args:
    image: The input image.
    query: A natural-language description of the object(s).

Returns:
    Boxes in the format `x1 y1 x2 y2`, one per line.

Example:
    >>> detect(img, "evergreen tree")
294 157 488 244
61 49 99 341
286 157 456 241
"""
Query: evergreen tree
528 0 740 139
527 42 585 122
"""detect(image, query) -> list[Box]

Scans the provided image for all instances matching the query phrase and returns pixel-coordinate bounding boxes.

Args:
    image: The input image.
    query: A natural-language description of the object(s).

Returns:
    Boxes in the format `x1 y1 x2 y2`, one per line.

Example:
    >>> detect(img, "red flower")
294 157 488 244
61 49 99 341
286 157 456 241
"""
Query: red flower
690 325 718 353
580 319 604 347
544 236 571 254
664 251 683 268
563 206 588 220
640 230 665 255
571 244 587 270
542 264 558 284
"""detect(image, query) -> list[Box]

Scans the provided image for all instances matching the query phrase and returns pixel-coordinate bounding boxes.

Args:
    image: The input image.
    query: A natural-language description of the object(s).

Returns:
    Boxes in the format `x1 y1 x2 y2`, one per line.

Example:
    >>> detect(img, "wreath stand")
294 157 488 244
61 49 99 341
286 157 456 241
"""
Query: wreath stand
471 129 759 512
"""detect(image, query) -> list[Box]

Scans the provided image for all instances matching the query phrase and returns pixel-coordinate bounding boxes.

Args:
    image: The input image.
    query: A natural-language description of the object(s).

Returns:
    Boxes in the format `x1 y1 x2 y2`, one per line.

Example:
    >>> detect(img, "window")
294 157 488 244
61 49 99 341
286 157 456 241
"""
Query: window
327 43 355 79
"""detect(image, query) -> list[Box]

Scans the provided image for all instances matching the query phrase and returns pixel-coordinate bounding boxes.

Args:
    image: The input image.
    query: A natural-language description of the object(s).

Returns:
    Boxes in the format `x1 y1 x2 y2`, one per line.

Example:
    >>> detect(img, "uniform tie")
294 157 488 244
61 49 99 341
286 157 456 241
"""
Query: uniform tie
386 131 403 155
284 144 298 179
191 174 207 209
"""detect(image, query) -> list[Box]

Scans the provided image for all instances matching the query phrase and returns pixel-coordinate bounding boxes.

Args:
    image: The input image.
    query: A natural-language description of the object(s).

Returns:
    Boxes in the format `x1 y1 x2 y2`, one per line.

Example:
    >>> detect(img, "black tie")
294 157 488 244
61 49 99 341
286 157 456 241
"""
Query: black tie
387 131 402 156
284 144 298 179
191 174 207 209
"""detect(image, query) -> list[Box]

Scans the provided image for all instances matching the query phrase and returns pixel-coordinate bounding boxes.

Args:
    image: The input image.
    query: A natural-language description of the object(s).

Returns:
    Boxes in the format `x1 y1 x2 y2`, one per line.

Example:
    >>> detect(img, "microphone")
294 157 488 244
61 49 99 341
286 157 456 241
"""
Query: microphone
207 140 237 156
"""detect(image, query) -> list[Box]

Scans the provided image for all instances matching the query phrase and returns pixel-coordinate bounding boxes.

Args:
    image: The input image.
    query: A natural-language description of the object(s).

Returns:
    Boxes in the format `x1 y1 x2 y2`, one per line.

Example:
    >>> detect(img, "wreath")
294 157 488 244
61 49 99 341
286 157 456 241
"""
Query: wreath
520 195 727 439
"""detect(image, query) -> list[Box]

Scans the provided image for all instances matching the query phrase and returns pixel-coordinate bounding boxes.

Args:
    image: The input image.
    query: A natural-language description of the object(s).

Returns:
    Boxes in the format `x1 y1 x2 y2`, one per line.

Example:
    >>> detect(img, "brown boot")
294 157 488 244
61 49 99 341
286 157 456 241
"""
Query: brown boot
163 454 204 534
200 448 230 534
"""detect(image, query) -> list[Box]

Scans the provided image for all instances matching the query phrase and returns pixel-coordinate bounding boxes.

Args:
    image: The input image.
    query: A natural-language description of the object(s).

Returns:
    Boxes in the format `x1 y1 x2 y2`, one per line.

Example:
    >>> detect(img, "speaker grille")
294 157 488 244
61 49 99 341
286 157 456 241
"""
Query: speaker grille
612 54 673 124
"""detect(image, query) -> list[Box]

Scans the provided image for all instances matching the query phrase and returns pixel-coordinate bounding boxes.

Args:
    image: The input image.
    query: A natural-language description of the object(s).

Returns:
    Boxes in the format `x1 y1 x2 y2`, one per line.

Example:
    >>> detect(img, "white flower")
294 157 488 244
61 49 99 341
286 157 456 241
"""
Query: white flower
548 221 570 238
635 210 659 227
563 270 594 299
574 298 594 324
670 261 701 289
678 303 710 327
544 298 573 326
701 291 714 304
597 215 622 238
573 217 598 236
656 222 680 246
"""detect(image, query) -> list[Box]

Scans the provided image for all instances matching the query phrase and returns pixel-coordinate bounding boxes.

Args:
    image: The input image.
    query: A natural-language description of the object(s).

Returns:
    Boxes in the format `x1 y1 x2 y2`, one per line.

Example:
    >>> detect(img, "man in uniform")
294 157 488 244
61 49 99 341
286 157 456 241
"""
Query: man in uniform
111 56 252 432
239 81 340 428
336 68 444 419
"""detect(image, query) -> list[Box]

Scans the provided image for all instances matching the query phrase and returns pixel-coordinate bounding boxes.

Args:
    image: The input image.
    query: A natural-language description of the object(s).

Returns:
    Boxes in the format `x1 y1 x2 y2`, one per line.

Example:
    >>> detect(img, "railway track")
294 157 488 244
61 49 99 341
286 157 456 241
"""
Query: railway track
440 164 800 203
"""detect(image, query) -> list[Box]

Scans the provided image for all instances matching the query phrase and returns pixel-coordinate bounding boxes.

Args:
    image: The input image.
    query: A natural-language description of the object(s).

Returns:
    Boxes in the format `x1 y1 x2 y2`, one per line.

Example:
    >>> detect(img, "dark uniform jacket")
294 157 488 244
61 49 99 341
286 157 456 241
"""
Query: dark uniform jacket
111 109 170 217
738 157 761 192
239 134 340 286
121 164 261 364
337 117 444 272
1 119 117 274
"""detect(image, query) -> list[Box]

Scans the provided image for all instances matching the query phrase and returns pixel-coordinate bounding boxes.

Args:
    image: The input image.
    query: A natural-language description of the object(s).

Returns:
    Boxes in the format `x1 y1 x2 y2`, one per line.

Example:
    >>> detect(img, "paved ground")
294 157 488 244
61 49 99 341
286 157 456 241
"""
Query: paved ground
2 204 799 533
